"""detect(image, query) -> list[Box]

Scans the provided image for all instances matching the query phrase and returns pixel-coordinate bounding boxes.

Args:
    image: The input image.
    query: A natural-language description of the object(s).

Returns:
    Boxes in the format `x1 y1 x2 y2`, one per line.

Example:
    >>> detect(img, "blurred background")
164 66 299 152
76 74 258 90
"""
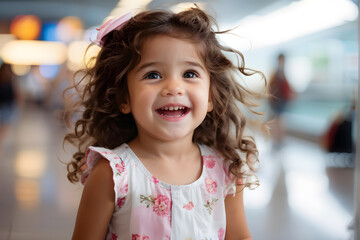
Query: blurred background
0 0 358 239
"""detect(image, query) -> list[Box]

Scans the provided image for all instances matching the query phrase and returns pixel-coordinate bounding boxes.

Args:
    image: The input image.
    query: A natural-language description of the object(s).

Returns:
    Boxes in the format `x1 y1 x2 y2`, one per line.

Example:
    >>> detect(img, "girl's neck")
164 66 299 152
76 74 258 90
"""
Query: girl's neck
128 135 198 163
128 135 203 186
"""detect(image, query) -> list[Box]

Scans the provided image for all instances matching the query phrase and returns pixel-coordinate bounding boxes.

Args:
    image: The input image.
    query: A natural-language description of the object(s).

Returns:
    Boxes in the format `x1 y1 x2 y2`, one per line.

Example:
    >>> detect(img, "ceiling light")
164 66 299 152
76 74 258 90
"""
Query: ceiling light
0 34 15 55
1 40 67 65
220 0 358 51
11 64 31 76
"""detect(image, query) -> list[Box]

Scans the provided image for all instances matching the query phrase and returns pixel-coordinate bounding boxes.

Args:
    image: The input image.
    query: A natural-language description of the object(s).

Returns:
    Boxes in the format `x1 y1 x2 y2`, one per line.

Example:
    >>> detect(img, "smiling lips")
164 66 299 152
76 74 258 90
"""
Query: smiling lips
155 105 190 120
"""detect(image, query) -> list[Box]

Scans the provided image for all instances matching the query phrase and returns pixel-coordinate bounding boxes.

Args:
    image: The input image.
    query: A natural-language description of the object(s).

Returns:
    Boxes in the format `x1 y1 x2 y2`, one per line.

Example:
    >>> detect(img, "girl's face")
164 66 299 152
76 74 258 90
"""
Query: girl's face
124 35 213 143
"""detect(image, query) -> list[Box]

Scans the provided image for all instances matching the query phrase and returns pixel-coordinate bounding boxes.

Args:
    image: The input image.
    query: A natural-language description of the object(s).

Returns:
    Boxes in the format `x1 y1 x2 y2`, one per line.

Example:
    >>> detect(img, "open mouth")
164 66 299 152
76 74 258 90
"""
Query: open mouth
156 106 190 117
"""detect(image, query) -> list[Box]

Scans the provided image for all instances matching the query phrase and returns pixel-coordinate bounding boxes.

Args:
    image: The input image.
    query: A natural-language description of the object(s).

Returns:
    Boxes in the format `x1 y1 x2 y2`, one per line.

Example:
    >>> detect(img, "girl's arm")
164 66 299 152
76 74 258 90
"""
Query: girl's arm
224 185 252 240
72 158 115 240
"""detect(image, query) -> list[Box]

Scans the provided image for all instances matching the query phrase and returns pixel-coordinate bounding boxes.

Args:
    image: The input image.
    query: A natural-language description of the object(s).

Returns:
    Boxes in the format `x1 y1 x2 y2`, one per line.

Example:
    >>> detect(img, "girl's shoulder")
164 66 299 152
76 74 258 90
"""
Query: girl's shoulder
199 144 226 169
199 144 238 198
81 143 131 205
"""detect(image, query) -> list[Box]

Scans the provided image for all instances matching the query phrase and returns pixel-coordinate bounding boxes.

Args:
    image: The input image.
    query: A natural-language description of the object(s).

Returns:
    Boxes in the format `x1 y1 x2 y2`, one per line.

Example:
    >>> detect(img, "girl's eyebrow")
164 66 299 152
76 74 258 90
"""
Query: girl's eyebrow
134 62 160 73
134 60 206 73
183 61 206 71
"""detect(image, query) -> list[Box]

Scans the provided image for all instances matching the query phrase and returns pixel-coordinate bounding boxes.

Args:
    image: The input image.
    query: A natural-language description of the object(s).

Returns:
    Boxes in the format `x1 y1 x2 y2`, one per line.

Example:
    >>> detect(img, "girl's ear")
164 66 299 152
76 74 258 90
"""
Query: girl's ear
120 103 131 114
117 93 131 114
207 101 213 112
207 88 214 112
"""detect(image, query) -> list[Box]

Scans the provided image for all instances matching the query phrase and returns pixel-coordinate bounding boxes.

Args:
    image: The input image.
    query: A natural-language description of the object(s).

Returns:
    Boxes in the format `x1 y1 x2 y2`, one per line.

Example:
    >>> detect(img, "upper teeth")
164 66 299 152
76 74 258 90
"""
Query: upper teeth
161 106 185 111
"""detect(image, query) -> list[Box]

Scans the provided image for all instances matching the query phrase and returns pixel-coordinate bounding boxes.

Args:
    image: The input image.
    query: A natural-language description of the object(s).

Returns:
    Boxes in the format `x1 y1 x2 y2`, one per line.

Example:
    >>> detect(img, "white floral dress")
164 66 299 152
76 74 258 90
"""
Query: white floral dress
82 143 237 240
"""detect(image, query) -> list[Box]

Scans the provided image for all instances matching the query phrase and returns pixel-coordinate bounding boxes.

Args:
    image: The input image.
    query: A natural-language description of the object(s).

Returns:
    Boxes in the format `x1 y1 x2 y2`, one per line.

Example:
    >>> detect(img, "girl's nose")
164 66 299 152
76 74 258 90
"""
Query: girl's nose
161 79 185 96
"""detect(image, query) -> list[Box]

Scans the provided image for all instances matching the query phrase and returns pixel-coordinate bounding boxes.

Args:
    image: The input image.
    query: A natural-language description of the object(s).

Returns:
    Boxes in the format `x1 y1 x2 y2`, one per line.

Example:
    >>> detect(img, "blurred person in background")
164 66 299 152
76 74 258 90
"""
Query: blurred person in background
0 62 22 152
321 99 355 167
268 53 296 148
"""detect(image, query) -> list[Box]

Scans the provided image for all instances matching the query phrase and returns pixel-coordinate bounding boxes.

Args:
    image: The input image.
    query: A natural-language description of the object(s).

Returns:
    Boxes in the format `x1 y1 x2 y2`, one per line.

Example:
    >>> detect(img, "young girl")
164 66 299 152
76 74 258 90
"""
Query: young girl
65 6 264 240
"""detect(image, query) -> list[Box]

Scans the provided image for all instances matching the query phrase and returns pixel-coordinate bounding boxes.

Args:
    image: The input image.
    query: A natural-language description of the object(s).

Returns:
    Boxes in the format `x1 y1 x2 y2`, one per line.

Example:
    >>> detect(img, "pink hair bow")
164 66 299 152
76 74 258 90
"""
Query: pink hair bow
94 12 132 47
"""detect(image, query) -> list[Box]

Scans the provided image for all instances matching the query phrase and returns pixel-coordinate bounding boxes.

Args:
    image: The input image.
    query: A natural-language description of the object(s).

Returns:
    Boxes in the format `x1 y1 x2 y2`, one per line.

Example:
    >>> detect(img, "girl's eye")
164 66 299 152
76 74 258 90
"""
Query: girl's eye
145 72 161 79
183 71 198 78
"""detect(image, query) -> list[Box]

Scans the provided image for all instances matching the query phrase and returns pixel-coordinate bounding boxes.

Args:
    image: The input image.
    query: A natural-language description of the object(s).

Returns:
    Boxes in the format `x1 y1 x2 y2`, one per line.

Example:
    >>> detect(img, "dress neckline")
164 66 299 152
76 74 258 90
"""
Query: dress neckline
122 143 206 191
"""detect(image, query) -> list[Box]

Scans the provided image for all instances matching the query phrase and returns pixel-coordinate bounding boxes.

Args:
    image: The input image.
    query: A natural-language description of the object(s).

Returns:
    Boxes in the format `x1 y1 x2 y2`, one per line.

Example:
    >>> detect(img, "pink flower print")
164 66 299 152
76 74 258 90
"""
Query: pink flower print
103 151 114 155
117 197 126 208
153 195 171 217
81 174 88 185
152 176 159 184
132 234 141 240
112 233 118 240
87 156 94 166
205 178 217 194
218 228 225 240
203 156 216 168
131 234 149 240
183 201 194 210
205 160 216 168
115 162 125 174
140 194 171 217
120 184 128 194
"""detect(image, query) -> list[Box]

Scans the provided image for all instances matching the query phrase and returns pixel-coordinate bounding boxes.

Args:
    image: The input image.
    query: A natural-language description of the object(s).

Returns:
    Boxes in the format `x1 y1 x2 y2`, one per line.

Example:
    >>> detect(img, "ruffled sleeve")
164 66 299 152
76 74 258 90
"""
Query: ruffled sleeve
81 146 128 207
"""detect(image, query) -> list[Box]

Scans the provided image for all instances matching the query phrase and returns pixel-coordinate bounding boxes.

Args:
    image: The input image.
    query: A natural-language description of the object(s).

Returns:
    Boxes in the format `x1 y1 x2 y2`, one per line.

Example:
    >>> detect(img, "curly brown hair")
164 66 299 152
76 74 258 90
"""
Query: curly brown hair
64 7 265 188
